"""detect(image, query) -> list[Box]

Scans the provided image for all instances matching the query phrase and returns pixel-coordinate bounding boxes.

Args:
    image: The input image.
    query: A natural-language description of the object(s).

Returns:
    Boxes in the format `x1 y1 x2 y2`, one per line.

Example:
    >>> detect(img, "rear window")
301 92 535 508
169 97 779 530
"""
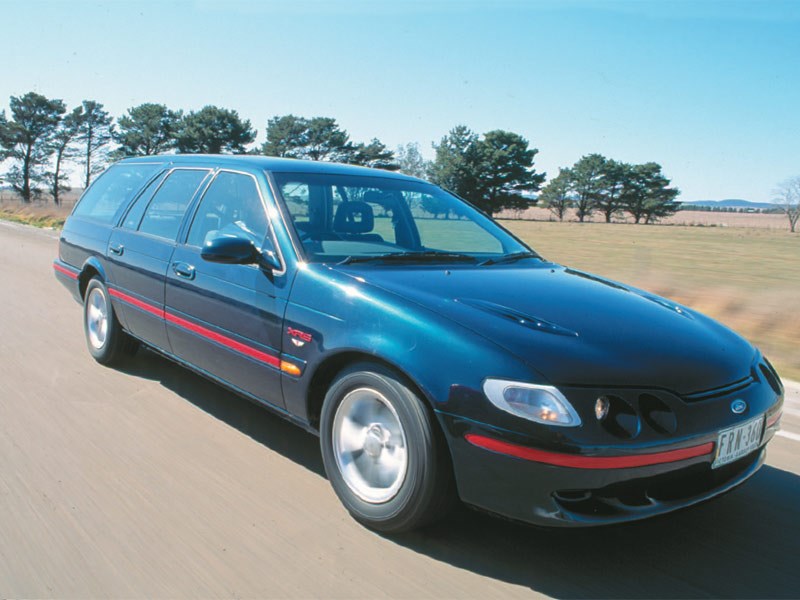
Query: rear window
72 163 162 224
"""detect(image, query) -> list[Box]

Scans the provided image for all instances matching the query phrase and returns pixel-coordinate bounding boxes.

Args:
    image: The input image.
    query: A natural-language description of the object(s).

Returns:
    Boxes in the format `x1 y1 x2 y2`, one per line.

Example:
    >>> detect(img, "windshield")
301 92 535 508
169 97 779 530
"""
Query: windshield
271 172 529 264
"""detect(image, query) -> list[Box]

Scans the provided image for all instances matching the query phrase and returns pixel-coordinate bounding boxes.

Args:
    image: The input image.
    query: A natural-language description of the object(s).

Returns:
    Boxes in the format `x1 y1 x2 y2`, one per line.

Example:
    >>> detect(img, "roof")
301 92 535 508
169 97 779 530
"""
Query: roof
119 154 422 182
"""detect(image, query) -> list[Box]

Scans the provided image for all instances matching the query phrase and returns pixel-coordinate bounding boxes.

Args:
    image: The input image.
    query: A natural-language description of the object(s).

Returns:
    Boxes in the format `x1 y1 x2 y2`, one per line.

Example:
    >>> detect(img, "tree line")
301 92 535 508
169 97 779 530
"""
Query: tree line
0 91 684 224
538 154 680 224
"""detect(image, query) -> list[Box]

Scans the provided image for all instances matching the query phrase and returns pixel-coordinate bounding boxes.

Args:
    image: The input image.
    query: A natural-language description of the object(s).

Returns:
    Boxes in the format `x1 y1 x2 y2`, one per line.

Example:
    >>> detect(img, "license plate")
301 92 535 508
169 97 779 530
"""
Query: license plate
712 415 764 469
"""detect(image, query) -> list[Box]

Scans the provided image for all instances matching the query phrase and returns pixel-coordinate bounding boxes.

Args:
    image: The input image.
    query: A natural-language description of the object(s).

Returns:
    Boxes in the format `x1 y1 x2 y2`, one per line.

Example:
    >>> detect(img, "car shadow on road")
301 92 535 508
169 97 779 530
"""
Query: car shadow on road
120 349 799 598
392 465 800 598
118 348 326 477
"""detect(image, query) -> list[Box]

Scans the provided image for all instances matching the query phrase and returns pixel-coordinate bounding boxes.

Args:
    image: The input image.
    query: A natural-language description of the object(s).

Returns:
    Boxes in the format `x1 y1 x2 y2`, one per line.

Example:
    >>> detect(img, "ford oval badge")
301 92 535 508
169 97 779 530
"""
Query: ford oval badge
731 399 747 414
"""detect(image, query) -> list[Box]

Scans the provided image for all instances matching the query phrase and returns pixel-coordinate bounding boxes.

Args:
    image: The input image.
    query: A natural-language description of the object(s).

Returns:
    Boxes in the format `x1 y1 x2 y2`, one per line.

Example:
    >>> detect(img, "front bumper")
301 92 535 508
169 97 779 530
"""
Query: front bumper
438 411 778 527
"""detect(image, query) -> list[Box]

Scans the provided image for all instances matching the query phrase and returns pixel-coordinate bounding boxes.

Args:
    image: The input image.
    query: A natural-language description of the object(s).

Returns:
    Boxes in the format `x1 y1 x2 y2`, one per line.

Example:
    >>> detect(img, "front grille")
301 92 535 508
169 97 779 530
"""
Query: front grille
682 375 754 403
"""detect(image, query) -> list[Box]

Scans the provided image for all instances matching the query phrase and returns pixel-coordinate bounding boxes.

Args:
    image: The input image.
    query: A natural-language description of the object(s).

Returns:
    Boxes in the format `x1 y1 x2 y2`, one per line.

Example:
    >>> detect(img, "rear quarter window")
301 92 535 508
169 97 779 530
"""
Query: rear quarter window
138 169 211 241
71 163 163 224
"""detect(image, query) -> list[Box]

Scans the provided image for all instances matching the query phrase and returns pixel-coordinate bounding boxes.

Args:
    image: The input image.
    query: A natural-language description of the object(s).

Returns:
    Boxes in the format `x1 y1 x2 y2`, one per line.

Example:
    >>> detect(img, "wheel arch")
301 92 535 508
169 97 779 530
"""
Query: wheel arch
305 350 436 433
78 257 107 299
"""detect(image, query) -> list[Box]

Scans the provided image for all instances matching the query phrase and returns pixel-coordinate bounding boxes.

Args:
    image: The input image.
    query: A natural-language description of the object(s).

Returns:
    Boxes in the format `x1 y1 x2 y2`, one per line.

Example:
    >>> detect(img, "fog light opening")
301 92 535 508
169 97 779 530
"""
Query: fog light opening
595 396 610 421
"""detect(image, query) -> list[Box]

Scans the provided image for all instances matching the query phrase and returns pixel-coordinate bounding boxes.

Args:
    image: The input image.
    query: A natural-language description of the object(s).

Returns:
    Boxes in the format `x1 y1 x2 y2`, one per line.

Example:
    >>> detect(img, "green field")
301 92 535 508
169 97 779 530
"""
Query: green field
501 220 800 381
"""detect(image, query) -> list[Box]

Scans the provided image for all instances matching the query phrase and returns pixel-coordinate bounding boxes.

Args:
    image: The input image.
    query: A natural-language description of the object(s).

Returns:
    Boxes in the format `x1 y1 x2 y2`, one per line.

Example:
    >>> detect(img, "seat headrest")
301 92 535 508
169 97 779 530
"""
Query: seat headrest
333 201 374 234
362 190 385 205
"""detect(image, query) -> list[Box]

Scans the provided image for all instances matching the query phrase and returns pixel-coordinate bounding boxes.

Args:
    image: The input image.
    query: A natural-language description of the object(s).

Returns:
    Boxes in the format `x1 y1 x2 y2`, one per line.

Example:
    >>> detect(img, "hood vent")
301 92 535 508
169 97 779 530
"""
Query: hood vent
634 291 696 320
457 298 579 338
566 268 694 320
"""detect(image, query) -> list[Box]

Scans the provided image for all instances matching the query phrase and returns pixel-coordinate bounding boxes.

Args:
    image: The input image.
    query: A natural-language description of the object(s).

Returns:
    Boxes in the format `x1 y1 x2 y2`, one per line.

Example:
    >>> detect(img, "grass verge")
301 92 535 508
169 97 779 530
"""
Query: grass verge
0 200 70 229
0 209 66 229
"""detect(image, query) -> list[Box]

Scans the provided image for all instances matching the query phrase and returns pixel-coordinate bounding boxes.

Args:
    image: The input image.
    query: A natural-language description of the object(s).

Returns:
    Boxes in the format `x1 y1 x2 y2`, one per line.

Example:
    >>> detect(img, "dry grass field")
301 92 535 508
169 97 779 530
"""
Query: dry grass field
501 206 790 229
0 192 77 229
1 195 797 381
502 220 800 381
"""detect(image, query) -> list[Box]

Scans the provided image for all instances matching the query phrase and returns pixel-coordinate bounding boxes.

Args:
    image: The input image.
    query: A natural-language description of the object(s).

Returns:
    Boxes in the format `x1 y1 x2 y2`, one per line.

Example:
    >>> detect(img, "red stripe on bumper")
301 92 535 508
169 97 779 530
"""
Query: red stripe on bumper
465 433 715 470
53 262 78 279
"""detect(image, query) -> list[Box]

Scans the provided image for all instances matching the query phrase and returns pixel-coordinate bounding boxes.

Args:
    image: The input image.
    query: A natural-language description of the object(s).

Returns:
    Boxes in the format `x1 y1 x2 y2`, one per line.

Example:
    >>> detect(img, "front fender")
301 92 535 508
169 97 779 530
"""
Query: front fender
280 265 539 424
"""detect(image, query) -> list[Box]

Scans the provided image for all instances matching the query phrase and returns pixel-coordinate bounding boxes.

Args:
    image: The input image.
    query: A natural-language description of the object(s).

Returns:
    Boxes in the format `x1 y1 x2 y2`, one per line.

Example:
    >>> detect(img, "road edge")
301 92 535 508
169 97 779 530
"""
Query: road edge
0 218 61 239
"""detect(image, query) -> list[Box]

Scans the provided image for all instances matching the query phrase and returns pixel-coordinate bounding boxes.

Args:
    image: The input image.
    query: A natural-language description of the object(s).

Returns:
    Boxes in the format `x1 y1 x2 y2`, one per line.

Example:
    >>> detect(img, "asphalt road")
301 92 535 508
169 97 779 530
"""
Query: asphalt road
1 220 799 599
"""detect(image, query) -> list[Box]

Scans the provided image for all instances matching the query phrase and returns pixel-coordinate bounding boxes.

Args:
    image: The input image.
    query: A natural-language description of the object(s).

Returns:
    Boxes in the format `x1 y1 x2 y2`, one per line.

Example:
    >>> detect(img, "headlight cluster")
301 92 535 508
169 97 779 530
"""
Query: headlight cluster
483 379 581 427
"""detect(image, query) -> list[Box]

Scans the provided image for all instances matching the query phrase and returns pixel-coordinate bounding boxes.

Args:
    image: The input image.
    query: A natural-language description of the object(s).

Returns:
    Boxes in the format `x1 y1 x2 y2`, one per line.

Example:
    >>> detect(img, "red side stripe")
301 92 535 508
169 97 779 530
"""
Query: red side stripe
53 262 78 280
108 288 165 319
108 287 281 369
465 433 715 470
164 311 281 369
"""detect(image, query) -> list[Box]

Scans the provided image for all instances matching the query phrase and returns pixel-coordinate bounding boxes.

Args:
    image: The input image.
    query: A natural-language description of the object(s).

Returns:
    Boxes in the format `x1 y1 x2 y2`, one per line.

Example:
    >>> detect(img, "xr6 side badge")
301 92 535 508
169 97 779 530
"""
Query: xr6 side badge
287 327 313 347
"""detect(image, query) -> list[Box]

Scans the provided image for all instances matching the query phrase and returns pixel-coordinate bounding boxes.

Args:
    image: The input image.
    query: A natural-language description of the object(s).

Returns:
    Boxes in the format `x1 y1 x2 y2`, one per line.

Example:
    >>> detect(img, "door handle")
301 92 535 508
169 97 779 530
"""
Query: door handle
172 262 196 280
109 243 124 256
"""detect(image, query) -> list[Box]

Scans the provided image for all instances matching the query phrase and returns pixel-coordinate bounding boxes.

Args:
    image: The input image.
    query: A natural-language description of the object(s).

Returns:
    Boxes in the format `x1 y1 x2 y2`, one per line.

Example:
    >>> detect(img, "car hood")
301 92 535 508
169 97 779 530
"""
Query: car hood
339 262 754 395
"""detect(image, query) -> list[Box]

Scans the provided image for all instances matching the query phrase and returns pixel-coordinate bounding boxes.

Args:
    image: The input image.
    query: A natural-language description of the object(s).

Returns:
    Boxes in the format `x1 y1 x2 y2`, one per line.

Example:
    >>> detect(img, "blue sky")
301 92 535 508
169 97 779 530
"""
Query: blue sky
3 0 799 202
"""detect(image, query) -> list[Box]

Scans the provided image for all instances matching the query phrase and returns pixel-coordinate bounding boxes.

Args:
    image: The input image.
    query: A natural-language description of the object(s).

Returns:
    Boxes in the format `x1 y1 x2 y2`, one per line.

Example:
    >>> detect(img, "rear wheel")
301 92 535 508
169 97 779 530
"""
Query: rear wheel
83 278 137 365
320 362 455 533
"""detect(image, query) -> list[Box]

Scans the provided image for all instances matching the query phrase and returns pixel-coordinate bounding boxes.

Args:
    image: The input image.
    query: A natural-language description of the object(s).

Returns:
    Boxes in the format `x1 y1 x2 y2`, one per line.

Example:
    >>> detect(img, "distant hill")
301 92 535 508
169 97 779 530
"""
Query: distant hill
681 199 776 210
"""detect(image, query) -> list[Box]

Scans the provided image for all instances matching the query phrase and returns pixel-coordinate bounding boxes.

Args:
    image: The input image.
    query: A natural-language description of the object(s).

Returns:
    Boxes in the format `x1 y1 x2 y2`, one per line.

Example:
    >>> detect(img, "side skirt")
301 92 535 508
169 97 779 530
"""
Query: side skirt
128 331 320 437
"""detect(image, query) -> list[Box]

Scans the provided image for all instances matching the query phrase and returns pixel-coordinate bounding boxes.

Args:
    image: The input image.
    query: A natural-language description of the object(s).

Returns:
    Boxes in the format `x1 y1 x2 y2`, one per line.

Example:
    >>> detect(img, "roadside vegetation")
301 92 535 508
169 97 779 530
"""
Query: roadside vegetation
0 197 70 229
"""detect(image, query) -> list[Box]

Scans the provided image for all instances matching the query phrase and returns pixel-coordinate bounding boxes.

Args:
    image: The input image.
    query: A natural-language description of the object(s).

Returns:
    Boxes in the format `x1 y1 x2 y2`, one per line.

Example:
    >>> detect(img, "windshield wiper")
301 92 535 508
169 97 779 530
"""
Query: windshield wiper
339 251 476 265
478 251 541 266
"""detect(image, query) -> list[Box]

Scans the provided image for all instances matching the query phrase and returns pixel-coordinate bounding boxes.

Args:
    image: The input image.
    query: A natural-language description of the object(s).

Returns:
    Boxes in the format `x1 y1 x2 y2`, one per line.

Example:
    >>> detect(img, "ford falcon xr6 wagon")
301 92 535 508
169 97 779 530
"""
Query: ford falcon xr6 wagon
54 155 785 532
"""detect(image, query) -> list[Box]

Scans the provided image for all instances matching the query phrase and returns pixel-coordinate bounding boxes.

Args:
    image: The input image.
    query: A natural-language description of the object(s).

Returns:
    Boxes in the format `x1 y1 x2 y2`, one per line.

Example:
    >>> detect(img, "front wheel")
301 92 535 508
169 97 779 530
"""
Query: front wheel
320 363 455 533
83 278 136 365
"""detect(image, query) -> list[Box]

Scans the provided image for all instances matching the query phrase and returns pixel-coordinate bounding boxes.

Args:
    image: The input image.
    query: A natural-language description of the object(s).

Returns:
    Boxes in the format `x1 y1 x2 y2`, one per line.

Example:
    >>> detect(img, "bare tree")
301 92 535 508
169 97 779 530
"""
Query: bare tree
774 176 800 233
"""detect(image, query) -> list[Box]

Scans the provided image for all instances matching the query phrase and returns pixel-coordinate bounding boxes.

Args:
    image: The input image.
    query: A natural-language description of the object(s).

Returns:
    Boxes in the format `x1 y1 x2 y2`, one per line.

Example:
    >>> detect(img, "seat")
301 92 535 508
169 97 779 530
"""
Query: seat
333 201 382 241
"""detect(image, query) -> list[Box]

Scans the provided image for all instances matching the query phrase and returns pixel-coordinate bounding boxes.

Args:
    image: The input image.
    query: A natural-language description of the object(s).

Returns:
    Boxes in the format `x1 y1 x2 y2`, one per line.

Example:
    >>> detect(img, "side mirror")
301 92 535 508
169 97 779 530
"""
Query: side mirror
201 235 259 265
201 234 283 272
259 248 282 271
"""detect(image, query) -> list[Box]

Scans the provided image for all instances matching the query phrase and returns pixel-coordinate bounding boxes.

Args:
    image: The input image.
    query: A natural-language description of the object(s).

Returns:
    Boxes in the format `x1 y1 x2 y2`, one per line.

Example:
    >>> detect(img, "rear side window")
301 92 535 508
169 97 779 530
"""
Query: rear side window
72 163 161 223
121 173 167 230
138 169 210 240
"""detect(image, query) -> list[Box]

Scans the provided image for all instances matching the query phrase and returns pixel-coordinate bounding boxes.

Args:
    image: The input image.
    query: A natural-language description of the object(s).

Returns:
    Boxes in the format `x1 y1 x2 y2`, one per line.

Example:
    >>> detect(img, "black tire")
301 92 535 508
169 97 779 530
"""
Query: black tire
320 362 455 533
83 277 137 365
